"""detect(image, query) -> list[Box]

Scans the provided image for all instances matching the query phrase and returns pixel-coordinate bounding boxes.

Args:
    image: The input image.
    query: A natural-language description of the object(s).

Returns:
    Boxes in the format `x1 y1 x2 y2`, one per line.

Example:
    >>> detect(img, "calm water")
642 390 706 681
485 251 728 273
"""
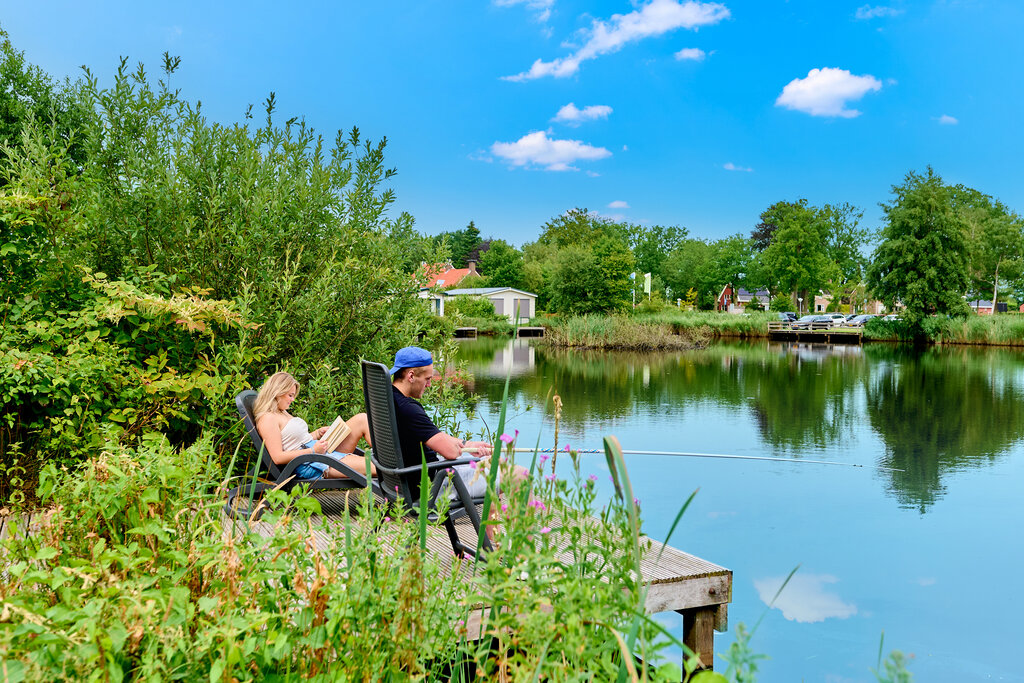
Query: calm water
457 338 1024 682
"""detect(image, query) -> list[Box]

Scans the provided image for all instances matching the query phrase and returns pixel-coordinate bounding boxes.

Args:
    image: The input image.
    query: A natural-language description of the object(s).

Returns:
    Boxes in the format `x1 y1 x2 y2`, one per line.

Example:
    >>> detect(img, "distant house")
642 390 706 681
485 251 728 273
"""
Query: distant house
421 260 480 289
418 260 482 316
814 294 833 313
444 287 536 323
716 285 769 313
968 300 995 315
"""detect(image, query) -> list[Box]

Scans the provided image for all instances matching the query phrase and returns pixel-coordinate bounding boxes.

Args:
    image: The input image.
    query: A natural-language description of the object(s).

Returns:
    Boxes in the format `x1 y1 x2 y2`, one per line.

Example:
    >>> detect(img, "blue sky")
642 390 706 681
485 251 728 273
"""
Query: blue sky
4 1 1023 246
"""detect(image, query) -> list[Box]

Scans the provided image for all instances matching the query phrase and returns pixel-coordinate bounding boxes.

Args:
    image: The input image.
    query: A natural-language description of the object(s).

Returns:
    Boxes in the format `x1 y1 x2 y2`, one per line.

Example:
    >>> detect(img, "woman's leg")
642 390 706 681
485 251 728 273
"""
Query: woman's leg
324 452 375 478
337 412 371 453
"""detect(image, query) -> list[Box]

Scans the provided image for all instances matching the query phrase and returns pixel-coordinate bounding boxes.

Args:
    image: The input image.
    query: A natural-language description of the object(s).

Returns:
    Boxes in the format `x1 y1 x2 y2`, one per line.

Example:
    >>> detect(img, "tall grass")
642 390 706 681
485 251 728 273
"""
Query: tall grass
634 310 775 337
863 314 1024 345
543 314 711 350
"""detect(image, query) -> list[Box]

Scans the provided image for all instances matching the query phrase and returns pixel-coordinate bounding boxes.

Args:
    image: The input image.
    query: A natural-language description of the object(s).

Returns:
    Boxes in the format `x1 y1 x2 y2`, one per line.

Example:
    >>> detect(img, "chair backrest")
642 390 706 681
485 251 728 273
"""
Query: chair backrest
361 359 415 503
235 390 283 480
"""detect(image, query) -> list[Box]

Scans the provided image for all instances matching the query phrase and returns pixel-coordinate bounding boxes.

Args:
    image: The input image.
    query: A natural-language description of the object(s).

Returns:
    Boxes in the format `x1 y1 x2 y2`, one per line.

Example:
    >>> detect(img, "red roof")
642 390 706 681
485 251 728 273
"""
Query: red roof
421 264 472 288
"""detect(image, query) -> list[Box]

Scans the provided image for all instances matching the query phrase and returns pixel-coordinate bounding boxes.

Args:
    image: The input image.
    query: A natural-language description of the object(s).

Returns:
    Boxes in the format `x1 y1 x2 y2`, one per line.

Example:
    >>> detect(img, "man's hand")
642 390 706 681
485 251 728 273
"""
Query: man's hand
464 440 492 456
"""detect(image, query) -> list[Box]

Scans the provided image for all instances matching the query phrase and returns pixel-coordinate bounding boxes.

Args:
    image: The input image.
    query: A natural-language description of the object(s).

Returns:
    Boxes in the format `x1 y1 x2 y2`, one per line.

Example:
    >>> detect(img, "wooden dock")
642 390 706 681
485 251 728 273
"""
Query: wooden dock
768 321 864 344
3 495 732 671
516 326 545 338
454 326 478 338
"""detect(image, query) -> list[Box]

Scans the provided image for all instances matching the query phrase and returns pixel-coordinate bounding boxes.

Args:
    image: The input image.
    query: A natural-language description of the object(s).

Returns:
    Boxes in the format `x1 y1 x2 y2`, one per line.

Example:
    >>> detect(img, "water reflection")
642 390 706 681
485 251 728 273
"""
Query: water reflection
462 339 1024 512
754 573 858 623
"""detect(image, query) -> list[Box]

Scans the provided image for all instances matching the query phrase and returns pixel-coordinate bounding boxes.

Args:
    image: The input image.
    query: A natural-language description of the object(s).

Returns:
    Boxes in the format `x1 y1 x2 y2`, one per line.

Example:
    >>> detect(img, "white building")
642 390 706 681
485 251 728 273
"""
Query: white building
443 287 537 323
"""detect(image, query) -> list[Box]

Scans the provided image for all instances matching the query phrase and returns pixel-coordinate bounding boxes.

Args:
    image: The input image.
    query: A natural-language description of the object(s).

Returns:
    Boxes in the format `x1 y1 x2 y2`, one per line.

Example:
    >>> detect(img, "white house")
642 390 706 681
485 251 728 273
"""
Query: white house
443 287 537 323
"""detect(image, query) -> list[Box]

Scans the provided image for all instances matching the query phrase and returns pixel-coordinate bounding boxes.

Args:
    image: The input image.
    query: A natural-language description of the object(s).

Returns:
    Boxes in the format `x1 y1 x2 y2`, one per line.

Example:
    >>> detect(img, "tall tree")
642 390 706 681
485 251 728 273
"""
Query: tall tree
757 199 836 311
711 234 754 305
478 238 525 289
820 202 870 309
629 223 688 281
663 239 718 309
949 185 1024 307
867 168 970 330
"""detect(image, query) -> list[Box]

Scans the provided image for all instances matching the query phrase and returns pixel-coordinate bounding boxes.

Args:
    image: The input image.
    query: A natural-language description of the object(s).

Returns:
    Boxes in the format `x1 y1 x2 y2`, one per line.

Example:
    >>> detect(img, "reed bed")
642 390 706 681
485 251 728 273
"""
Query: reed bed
863 314 1024 345
542 314 711 350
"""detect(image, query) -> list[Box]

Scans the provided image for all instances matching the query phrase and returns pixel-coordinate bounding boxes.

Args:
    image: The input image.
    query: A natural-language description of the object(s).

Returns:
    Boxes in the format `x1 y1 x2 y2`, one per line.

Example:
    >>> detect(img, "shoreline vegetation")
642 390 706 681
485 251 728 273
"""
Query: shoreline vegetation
462 311 1024 350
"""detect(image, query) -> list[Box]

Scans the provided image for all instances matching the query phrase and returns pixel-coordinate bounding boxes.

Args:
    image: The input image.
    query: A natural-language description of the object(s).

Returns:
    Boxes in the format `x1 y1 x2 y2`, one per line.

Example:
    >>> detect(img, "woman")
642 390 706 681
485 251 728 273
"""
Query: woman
253 371 375 479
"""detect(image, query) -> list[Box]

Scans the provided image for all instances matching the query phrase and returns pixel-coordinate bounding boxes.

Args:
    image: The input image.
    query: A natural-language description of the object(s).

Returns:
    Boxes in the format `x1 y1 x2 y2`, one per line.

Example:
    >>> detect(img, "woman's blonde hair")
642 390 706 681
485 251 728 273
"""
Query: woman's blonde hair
253 372 300 420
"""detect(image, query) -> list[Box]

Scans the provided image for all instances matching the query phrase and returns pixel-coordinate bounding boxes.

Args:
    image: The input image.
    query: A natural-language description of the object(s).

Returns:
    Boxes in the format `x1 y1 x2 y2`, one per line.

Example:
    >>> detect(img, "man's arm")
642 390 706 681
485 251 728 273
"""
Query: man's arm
425 433 493 460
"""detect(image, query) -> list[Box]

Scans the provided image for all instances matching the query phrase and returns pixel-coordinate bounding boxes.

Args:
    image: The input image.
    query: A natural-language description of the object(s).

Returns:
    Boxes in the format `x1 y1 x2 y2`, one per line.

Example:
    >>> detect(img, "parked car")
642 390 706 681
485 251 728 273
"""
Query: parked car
791 314 823 329
846 314 877 327
818 313 849 326
882 314 902 322
777 312 797 323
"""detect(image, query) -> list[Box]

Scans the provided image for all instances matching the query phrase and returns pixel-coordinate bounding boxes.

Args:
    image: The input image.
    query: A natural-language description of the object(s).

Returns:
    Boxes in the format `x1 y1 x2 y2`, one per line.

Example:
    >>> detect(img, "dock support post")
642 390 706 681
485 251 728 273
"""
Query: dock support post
679 606 716 671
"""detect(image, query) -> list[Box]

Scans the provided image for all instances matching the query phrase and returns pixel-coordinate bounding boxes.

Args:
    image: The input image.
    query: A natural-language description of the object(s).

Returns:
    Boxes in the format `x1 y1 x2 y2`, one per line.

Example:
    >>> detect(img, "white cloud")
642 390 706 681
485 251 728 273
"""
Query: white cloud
724 162 753 172
754 573 858 623
937 114 958 125
553 102 613 125
675 47 707 61
855 5 904 20
496 0 555 23
608 200 630 209
775 67 882 118
491 131 612 171
504 0 730 81
586 170 601 177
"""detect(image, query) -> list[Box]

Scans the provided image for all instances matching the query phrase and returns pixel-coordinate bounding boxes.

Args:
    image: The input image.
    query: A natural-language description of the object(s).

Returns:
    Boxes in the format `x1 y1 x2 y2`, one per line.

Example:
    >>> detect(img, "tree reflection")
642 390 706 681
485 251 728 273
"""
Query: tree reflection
864 346 1024 512
459 339 1024 512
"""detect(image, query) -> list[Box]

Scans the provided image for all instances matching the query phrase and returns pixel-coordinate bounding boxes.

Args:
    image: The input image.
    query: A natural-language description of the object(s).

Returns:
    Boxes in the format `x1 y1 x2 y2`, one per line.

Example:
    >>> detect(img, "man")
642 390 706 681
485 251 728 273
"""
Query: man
390 346 493 496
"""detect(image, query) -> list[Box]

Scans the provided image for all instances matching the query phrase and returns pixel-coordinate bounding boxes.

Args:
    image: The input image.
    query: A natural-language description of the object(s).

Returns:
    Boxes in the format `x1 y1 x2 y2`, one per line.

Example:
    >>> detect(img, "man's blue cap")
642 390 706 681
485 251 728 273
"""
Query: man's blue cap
389 346 434 377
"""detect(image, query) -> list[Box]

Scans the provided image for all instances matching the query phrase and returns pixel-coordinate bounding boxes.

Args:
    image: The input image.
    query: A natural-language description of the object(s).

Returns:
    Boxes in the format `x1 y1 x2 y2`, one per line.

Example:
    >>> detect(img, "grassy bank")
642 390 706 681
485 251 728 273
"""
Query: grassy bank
863 314 1024 345
542 314 712 350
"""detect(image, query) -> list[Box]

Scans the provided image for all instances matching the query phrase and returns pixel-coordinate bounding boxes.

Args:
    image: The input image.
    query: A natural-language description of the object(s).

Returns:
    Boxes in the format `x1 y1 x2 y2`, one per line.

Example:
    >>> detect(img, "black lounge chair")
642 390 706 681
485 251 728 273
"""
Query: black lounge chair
224 390 376 519
360 359 492 559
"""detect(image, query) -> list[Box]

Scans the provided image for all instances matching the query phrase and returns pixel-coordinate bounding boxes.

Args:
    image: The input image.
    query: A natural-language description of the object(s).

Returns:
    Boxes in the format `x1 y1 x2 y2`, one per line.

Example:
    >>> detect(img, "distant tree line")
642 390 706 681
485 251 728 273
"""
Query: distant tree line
419 172 1023 333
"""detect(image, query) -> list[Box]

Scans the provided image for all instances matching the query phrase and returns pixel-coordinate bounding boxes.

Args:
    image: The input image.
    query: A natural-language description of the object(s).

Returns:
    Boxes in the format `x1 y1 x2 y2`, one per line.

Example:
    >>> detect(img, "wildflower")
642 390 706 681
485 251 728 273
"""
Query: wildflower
539 454 549 466
563 444 571 452
467 461 477 470
633 497 641 506
501 503 508 512
500 433 514 444
540 526 551 534
384 516 391 522
588 474 598 482
545 474 556 482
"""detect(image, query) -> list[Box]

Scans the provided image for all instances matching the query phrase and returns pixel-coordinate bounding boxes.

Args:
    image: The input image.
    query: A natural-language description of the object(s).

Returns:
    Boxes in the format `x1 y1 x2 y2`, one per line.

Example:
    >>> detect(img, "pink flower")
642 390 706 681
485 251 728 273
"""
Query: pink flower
501 503 508 512
539 454 549 465
563 444 571 452
540 527 551 534
633 497 641 506
467 461 477 470
384 516 391 522
545 474 556 482
500 433 514 444
588 474 598 482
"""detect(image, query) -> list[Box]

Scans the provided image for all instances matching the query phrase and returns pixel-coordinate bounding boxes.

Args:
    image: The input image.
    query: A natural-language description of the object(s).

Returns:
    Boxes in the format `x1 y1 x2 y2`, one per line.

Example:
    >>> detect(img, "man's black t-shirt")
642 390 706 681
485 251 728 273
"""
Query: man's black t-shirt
392 385 442 469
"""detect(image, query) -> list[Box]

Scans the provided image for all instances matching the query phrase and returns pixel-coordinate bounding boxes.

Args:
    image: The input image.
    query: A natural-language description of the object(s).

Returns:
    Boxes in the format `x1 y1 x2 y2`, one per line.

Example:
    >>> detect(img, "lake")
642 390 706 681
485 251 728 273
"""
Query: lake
456 337 1024 682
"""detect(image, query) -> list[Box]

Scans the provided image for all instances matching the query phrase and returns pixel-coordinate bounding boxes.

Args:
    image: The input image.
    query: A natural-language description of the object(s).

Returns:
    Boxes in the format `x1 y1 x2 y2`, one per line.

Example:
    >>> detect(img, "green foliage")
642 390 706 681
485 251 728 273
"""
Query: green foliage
478 238 525 289
757 199 837 303
949 183 1024 306
1 433 687 680
432 220 482 268
1 46 444 475
867 168 970 333
547 235 636 314
0 29 88 174
664 239 719 309
769 294 794 312
445 295 502 320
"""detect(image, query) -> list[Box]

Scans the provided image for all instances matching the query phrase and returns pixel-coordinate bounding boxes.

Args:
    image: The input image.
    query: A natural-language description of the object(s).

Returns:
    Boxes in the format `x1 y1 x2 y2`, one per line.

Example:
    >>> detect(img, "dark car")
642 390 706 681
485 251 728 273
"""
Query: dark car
846 314 876 327
777 312 797 323
791 314 822 329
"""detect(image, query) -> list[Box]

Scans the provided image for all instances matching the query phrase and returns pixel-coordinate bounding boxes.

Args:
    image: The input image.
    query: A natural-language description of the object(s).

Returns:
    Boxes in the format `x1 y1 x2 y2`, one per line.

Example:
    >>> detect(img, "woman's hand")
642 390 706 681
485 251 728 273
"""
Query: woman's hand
312 440 328 454
312 426 328 439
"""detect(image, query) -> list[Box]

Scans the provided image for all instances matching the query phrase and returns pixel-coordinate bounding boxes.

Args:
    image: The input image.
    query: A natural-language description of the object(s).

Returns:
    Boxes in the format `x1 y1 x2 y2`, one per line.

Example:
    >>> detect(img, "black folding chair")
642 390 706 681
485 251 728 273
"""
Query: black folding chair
361 359 492 558
224 390 376 519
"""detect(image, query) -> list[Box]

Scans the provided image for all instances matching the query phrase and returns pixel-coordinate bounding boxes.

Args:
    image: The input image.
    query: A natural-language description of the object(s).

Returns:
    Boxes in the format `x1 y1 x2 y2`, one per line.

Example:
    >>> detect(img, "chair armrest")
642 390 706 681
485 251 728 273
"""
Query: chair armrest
382 457 478 477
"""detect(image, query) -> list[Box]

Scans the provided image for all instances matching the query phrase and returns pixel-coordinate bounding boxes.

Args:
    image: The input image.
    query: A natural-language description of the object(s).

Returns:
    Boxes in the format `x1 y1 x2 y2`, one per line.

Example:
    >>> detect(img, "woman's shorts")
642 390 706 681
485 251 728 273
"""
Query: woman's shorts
293 440 347 480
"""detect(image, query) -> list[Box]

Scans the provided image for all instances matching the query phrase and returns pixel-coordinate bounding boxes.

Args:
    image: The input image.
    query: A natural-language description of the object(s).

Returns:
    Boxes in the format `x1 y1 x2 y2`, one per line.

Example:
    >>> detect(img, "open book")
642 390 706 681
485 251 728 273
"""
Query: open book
321 416 352 453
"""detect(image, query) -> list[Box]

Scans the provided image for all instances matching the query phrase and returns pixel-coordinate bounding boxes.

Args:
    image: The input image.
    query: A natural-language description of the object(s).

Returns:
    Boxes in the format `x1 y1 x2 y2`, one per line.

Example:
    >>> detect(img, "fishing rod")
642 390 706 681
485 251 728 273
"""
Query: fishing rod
464 446 904 472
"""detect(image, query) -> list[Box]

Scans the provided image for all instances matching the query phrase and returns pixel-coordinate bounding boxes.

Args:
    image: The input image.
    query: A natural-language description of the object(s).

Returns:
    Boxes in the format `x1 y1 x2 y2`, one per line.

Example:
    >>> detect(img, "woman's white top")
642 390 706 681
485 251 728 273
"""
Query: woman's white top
280 416 313 452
